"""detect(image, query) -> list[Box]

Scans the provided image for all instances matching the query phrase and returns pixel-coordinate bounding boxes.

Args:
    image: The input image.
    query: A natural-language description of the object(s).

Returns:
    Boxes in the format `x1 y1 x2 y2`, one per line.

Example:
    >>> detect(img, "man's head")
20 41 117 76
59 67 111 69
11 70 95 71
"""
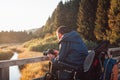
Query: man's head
56 26 72 40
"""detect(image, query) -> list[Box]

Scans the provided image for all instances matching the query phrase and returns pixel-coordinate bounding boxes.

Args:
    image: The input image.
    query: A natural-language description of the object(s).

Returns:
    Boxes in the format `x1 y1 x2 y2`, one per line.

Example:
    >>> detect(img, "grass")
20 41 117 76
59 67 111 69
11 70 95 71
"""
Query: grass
19 49 49 80
0 43 46 80
23 35 58 52
8 45 25 53
0 44 25 60
20 61 49 80
0 49 14 60
19 35 58 80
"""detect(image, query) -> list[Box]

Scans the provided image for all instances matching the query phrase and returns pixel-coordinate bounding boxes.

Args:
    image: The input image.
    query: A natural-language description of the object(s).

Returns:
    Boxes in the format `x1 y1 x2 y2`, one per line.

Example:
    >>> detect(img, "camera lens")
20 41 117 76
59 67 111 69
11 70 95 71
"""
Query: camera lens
43 49 54 56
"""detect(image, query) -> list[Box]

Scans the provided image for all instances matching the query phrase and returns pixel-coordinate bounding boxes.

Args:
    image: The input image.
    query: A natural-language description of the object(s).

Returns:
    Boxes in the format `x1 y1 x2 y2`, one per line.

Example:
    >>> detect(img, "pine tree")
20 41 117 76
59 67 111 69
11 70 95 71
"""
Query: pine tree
54 1 65 28
108 0 120 45
77 0 98 41
35 0 80 38
94 0 111 41
64 0 80 30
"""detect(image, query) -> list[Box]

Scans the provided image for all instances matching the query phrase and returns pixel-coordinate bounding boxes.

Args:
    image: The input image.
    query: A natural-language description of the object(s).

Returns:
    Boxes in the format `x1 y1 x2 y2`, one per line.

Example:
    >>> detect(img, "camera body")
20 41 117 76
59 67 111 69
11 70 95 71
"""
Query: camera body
43 49 55 56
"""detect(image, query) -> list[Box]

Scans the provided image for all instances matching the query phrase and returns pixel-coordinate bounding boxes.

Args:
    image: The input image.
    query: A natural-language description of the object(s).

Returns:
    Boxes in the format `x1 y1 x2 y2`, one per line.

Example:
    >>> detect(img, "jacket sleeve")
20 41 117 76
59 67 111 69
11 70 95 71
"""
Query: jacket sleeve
58 41 71 61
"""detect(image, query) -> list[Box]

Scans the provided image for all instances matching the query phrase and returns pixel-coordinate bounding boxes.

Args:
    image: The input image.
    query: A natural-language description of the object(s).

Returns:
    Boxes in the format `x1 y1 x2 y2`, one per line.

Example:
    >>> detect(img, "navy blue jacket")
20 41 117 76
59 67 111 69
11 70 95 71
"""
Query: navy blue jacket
58 31 88 66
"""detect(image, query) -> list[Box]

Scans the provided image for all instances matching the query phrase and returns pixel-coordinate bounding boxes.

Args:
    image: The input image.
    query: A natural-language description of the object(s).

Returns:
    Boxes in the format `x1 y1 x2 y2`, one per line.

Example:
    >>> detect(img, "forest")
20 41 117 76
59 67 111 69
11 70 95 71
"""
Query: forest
34 0 120 46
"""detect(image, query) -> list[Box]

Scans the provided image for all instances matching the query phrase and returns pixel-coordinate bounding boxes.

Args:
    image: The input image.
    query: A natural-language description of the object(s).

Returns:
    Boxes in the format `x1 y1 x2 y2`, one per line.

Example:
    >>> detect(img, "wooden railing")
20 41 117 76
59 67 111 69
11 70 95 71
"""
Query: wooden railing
0 56 49 80
0 47 119 80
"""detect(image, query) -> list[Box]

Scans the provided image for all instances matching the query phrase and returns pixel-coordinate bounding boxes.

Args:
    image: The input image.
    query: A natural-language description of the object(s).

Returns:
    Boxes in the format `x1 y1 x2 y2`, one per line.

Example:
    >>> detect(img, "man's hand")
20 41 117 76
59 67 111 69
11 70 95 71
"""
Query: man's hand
47 49 59 60
47 54 55 60
53 49 59 57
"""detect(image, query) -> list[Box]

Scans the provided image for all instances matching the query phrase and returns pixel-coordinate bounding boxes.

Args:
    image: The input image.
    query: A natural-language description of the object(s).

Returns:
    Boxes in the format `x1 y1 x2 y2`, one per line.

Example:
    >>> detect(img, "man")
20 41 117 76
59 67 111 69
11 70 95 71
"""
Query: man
48 26 88 80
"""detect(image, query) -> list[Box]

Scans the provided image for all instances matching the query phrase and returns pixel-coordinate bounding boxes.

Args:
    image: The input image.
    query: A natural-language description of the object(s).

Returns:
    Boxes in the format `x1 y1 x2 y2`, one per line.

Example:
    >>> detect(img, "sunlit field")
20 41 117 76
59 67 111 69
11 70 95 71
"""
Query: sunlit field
0 49 14 60
0 43 49 80
18 34 58 80
18 47 49 80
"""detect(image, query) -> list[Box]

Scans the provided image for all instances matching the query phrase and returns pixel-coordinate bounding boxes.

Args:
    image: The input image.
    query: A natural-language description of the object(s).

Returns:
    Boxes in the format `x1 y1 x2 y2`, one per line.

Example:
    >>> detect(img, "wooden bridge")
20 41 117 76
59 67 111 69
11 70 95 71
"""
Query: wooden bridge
0 47 120 80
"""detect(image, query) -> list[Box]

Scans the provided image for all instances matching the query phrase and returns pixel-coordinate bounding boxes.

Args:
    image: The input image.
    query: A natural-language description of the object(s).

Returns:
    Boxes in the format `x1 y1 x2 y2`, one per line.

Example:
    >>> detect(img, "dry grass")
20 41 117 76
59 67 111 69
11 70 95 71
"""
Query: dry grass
19 50 43 58
0 43 49 80
19 49 49 80
20 61 49 80
0 49 14 60
0 44 25 60
19 35 58 80
22 35 58 52
7 44 25 53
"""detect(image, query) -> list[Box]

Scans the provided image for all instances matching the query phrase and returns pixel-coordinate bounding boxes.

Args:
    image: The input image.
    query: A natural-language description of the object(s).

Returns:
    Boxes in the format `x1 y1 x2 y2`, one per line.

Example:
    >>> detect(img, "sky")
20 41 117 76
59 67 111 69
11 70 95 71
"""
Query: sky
0 0 66 31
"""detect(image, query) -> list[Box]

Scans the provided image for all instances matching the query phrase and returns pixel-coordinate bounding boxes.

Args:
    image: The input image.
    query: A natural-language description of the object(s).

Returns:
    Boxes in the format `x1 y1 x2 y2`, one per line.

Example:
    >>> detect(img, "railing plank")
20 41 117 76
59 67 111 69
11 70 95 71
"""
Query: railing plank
108 47 120 52
0 56 49 68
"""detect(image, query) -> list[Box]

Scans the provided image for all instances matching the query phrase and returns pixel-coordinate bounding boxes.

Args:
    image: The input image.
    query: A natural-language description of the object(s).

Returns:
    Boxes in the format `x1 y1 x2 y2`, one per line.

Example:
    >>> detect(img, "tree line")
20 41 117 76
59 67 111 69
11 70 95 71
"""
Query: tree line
0 31 32 44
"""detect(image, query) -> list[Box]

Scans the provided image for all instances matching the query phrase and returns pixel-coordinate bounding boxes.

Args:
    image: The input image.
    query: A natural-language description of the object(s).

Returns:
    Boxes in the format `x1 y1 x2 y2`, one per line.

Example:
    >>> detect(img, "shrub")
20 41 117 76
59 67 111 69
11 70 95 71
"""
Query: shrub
23 35 58 52
0 50 14 60
29 42 58 52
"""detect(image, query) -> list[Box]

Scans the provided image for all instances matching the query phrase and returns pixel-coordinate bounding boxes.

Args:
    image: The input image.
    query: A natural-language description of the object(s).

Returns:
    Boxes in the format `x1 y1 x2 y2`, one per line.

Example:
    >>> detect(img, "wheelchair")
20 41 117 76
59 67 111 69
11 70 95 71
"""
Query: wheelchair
33 61 83 80
33 40 110 80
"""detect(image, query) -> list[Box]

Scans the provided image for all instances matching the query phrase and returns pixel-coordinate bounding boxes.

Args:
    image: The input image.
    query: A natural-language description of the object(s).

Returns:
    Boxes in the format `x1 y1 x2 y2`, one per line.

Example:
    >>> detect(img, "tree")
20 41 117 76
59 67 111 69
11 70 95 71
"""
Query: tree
77 0 98 41
64 0 80 30
38 0 81 38
94 0 111 41
55 0 80 30
54 1 65 28
108 0 120 45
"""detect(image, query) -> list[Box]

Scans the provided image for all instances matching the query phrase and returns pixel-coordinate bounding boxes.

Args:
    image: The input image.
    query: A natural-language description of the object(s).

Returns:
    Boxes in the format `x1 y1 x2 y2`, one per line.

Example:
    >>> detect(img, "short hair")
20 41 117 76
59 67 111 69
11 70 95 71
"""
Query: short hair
57 26 72 35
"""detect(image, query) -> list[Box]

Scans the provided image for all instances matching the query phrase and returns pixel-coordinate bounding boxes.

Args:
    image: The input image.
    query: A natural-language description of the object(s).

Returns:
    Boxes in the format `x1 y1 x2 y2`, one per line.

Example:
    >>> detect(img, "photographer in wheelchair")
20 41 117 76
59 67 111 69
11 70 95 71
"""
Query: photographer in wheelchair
41 26 89 80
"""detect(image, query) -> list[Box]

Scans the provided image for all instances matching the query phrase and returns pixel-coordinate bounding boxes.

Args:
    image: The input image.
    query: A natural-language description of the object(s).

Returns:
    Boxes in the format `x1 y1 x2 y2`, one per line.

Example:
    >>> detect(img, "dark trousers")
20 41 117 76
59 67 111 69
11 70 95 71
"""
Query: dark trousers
51 61 75 80
51 61 86 80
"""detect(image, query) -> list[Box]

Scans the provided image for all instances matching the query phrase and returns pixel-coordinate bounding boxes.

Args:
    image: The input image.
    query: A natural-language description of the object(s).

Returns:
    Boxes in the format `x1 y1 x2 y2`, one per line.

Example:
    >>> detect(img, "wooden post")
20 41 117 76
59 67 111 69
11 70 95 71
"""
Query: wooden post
0 67 9 80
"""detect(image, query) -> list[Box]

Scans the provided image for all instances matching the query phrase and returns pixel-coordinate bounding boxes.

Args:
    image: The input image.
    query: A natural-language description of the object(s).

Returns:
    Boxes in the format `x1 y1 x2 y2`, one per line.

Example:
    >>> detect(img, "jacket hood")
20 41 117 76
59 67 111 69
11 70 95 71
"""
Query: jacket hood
59 31 82 43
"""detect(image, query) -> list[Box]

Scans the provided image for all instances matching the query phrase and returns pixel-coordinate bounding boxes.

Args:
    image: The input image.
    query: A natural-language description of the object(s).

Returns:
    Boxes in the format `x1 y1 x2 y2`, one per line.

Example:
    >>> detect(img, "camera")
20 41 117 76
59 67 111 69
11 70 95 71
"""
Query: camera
43 49 55 56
